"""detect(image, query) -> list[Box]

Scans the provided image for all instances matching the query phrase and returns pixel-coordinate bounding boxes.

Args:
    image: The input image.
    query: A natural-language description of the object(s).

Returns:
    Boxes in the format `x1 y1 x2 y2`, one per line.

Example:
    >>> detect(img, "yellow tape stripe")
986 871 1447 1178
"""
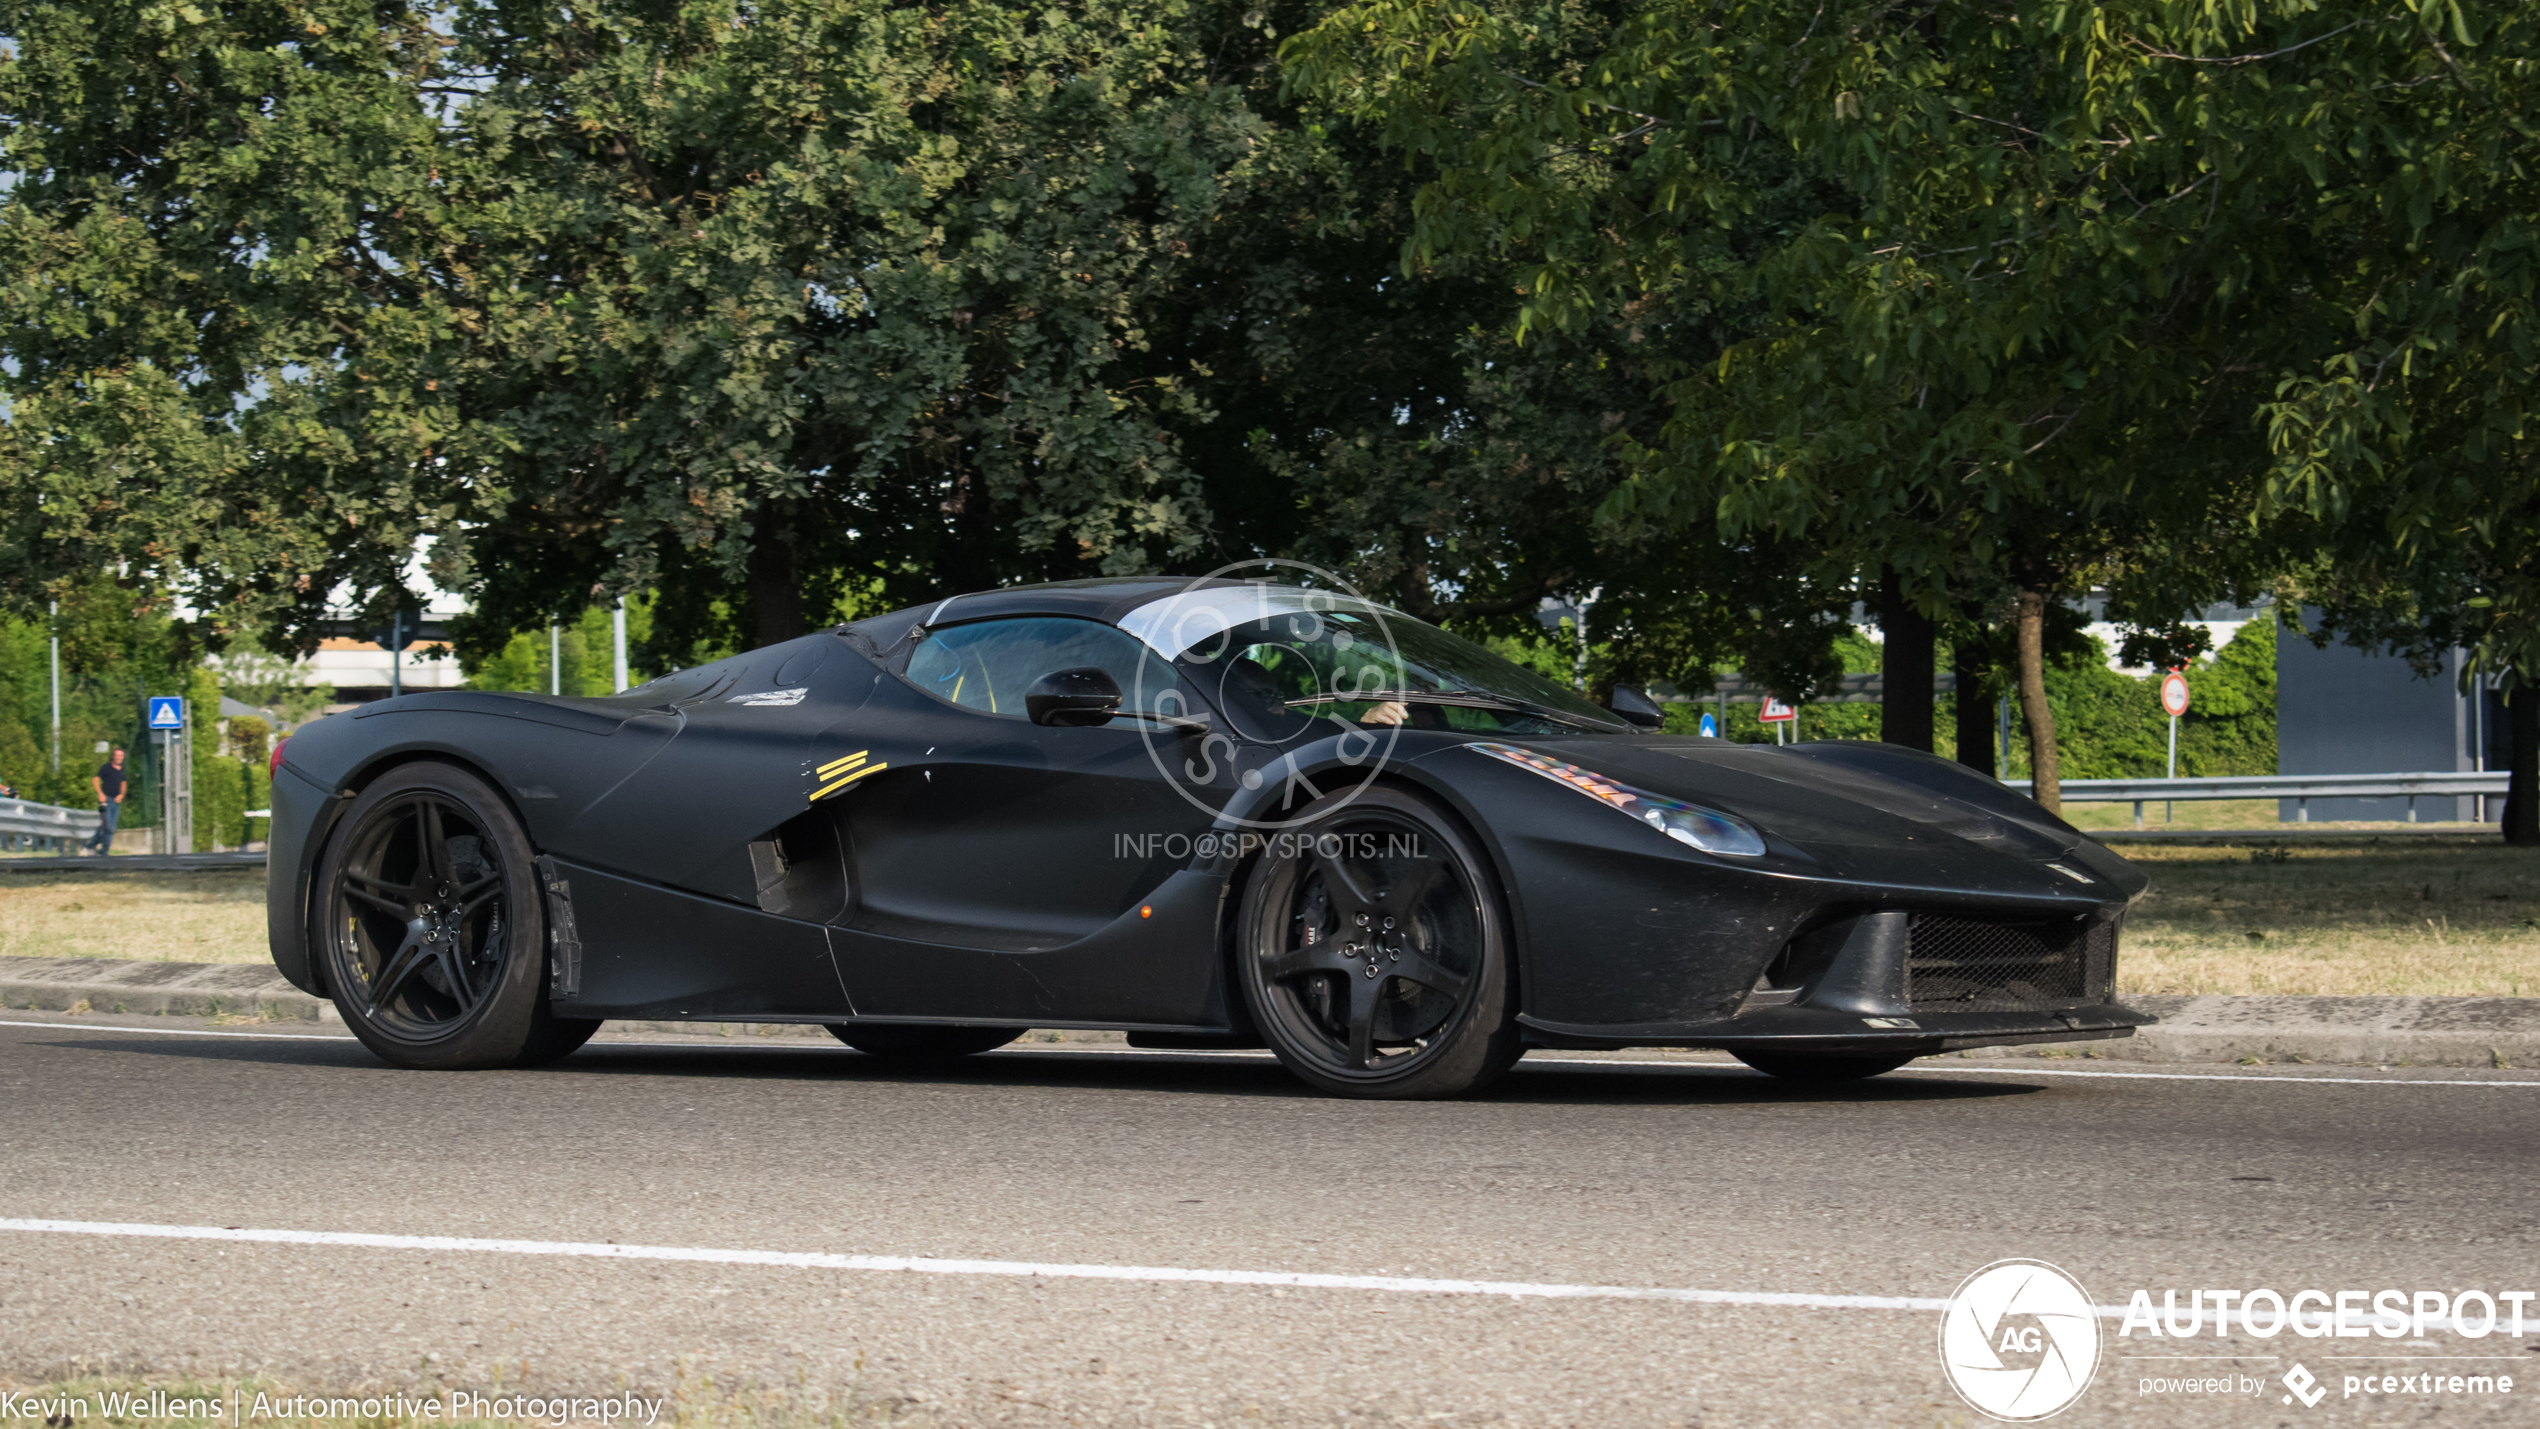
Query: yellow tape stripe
816 751 868 777
809 762 887 802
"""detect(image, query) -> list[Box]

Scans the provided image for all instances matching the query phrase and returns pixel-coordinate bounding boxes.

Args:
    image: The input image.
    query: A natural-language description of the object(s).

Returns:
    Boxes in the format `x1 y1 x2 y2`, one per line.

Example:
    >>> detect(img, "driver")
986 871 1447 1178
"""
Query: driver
1230 643 1408 727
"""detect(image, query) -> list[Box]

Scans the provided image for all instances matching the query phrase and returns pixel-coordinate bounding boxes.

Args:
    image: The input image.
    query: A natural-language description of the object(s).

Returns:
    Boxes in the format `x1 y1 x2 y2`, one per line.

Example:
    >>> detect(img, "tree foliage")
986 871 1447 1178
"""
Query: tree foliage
1284 0 2532 806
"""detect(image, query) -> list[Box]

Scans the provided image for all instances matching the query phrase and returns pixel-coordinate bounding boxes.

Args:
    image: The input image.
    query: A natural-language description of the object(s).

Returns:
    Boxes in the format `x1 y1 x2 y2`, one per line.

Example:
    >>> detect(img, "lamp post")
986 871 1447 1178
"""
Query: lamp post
47 600 60 774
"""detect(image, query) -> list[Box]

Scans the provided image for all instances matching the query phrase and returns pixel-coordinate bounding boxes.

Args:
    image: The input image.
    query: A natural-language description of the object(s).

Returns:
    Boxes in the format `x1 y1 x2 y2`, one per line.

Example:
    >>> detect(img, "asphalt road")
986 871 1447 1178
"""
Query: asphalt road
0 1013 2533 1428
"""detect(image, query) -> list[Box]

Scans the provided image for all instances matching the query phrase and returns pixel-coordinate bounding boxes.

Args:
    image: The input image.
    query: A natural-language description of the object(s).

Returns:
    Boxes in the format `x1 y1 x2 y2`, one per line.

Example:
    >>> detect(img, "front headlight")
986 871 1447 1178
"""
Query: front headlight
1468 742 1767 858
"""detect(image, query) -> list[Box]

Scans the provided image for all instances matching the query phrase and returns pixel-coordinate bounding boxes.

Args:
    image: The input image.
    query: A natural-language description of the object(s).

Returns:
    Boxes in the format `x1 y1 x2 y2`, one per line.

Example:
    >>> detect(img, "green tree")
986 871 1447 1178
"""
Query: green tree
0 0 1310 658
1283 0 2431 808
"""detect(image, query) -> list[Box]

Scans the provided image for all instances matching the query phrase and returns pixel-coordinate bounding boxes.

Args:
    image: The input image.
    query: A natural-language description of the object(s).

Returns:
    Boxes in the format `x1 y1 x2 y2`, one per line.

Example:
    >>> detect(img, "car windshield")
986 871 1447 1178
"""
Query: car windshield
1118 586 1627 736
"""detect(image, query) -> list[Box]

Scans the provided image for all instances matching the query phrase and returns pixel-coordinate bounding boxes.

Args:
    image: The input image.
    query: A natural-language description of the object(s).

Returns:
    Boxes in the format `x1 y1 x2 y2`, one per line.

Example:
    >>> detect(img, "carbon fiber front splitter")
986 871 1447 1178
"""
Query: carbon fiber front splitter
1515 1000 2155 1055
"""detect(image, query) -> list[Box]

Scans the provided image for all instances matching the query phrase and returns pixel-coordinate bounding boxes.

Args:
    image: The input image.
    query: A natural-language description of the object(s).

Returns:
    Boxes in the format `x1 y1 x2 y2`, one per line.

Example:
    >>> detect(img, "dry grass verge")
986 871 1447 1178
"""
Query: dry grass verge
0 869 268 964
2062 796 2493 832
2114 843 2540 996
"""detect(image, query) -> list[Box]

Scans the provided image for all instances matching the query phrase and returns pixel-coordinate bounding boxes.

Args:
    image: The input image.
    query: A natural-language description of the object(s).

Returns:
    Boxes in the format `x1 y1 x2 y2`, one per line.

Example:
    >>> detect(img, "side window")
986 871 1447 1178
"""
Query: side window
904 618 1183 722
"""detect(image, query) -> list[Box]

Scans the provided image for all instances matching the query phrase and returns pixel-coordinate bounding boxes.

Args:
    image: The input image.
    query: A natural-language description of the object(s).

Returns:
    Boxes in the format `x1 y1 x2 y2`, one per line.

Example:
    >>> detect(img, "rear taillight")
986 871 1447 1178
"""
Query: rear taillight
269 736 288 777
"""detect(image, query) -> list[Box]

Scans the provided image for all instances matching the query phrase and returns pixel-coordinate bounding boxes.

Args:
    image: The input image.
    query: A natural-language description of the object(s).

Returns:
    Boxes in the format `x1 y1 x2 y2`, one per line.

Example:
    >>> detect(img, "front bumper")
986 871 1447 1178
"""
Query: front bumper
1518 1000 2153 1055
1516 904 2153 1054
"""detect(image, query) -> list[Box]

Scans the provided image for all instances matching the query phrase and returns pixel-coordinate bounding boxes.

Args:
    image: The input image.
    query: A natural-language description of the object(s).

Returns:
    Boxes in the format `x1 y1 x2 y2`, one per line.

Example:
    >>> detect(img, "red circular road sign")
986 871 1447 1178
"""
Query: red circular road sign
2160 671 2190 718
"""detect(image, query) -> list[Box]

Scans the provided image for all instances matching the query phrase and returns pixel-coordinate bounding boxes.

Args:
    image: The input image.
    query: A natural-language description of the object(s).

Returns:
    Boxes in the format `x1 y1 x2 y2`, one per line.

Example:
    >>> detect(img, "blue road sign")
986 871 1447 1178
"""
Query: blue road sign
146 696 186 730
1699 712 1718 738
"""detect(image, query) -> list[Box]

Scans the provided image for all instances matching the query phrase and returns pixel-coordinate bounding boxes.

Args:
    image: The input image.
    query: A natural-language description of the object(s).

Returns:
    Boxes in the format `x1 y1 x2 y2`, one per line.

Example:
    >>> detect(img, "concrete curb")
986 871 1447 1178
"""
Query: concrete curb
2091 828 2500 847
0 957 847 1039
0 852 268 873
0 957 340 1023
2087 994 2536 1068
2 958 2534 1066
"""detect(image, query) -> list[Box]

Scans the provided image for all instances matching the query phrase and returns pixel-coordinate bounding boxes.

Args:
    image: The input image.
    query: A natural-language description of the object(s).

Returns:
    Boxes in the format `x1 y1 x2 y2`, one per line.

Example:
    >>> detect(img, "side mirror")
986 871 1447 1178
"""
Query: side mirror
1610 685 1665 729
1025 667 1123 727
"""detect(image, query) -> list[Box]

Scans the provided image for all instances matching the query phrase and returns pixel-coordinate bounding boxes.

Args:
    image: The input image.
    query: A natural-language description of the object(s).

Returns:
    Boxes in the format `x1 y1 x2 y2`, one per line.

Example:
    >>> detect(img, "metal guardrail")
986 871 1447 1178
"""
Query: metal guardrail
2008 771 2509 823
0 797 97 854
1658 673 1957 705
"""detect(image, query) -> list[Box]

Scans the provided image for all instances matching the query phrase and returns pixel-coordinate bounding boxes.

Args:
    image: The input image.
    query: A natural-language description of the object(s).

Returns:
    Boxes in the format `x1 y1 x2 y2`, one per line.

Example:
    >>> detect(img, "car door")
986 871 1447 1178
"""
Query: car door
830 615 1230 1023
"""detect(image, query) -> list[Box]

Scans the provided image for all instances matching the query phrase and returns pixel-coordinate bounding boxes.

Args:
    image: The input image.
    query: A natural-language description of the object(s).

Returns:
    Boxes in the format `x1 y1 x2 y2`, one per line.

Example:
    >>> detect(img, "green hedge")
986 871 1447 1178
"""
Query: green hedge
1658 621 2277 778
191 752 270 852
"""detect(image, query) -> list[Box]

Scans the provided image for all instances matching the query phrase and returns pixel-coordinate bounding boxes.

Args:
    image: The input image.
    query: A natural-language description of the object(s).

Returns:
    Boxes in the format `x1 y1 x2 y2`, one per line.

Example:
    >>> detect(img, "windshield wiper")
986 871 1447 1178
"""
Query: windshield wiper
1284 689 1621 732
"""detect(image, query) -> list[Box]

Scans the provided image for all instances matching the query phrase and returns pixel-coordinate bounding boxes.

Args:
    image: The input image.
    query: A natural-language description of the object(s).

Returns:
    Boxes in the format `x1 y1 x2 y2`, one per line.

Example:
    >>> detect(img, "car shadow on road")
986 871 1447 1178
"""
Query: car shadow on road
28 1033 2041 1105
542 1044 2041 1106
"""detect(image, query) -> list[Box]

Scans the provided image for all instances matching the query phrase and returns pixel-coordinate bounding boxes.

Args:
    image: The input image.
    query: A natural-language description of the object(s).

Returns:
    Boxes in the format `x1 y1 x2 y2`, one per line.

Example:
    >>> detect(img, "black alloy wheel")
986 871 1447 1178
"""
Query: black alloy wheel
825 1023 1023 1058
1237 786 1522 1098
1731 1050 1918 1081
314 762 599 1069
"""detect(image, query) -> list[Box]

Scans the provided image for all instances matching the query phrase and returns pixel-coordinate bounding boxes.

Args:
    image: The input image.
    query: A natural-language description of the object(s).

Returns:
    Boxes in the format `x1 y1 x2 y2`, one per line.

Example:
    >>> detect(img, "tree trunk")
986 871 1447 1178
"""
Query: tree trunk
745 505 809 648
2014 587 2060 811
1953 642 1995 774
2507 684 2540 846
1878 569 1936 752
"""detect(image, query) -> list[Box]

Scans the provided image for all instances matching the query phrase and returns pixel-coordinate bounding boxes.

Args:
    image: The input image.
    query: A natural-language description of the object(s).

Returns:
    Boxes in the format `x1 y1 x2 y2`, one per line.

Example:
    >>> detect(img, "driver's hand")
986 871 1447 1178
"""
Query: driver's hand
1358 700 1408 727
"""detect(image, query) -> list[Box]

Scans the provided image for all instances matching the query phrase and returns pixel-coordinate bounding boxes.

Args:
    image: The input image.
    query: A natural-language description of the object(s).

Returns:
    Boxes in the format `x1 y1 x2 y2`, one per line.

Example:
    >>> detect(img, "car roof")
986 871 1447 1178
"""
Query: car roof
841 576 1253 652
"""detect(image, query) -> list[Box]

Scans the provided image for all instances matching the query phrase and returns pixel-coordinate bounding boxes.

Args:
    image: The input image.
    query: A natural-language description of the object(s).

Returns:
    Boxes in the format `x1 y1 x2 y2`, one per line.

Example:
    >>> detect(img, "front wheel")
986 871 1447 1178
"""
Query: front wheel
1731 1050 1917 1081
1236 786 1522 1099
313 761 599 1069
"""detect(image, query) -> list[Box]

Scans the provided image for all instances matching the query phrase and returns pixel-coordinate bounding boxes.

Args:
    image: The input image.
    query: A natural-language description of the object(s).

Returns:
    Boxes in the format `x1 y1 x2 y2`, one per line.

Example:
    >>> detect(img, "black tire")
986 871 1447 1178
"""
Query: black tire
1732 1050 1918 1081
1235 785 1522 1099
312 761 601 1069
825 1023 1022 1058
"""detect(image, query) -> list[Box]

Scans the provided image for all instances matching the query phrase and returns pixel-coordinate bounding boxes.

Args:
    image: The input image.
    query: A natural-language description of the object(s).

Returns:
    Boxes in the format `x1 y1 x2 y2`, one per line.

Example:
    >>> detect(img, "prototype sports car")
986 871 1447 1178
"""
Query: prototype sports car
265 576 2151 1097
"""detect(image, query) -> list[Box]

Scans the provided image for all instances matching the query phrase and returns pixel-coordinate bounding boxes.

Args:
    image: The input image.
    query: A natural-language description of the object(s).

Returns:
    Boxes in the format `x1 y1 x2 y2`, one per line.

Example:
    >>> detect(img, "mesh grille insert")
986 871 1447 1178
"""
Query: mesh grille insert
1906 913 2112 1010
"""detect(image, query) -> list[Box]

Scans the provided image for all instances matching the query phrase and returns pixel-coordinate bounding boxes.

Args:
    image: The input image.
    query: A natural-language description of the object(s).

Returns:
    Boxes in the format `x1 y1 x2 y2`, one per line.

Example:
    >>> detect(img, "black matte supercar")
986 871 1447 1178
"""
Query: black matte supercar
268 578 2150 1097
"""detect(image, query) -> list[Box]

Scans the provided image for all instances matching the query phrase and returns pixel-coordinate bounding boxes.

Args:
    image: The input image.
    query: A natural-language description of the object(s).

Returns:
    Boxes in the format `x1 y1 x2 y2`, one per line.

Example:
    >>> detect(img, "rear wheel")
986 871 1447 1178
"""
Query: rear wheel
314 762 600 1069
1731 1050 1917 1081
1236 786 1521 1099
825 1023 1021 1058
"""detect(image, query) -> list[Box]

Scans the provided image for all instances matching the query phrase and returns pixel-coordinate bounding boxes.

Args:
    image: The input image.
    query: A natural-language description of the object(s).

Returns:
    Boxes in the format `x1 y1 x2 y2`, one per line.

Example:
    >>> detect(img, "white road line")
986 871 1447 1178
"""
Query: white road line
2 1017 2532 1086
0 1216 1956 1312
1881 1064 2540 1089
0 1218 2477 1333
0 1017 353 1042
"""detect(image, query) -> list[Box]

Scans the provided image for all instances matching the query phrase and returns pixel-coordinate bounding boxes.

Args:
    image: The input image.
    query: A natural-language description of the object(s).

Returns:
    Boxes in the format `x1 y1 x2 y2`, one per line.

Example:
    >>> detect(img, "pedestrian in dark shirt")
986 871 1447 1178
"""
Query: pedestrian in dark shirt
88 747 126 856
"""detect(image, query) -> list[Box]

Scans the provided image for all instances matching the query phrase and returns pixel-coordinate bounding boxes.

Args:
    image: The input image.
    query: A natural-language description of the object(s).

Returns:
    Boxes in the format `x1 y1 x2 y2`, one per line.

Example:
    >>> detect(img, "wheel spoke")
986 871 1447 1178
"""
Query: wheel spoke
419 800 458 887
1308 843 1378 913
1388 947 1469 1002
456 885 504 923
1376 859 1448 917
437 942 475 1006
342 882 413 918
368 924 433 1011
344 869 416 903
1262 936 1352 982
1342 970 1385 1069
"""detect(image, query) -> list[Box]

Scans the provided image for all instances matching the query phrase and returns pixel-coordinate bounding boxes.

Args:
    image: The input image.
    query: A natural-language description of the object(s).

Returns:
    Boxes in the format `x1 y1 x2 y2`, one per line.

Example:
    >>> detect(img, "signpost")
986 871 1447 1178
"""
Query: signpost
369 613 416 698
1759 697 1797 744
146 696 190 855
2159 670 2190 825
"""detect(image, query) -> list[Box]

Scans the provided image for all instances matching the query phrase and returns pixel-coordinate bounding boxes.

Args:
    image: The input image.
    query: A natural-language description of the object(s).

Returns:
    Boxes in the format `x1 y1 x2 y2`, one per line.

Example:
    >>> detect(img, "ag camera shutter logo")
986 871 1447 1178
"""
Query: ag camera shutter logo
1938 1259 2103 1420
